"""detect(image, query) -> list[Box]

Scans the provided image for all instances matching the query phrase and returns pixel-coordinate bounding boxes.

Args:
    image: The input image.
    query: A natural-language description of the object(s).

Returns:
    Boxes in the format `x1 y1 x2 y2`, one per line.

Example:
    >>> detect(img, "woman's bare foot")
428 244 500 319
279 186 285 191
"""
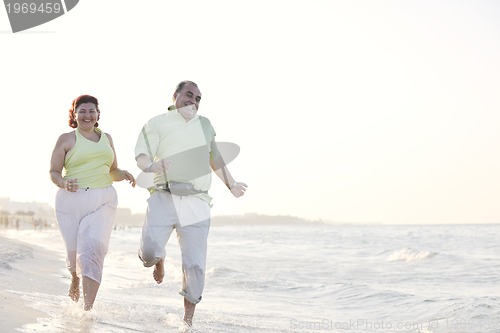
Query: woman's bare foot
82 276 99 311
68 274 80 302
153 258 164 284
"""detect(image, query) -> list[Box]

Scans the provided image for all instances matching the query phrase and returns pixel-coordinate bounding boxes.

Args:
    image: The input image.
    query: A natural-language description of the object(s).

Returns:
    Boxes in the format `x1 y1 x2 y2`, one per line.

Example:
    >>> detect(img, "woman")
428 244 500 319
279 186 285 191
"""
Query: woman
49 95 135 310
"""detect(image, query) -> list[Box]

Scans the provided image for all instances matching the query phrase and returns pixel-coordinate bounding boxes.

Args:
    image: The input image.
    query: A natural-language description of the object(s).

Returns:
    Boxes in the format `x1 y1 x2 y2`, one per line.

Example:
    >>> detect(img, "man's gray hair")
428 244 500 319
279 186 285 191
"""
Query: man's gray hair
174 81 198 95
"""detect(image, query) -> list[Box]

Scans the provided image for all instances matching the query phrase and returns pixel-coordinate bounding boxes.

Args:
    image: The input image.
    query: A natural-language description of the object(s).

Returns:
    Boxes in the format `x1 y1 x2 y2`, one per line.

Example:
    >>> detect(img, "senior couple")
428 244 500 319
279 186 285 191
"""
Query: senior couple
49 80 247 326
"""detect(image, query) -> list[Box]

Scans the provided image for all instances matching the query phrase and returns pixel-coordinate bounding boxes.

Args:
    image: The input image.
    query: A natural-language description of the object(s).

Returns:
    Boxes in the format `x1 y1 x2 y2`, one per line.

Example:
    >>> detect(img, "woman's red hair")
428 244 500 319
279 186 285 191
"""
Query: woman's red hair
68 95 100 128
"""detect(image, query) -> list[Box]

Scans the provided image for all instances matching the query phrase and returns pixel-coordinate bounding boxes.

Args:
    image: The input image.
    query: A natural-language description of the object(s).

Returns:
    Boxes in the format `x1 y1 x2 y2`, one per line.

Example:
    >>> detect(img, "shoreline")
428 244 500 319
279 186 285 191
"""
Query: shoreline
0 232 66 332
0 289 46 333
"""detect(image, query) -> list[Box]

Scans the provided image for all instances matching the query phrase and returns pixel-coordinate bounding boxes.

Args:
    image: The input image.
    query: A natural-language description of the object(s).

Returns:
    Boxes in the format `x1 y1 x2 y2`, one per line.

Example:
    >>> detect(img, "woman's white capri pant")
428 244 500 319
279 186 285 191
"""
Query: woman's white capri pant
55 186 118 283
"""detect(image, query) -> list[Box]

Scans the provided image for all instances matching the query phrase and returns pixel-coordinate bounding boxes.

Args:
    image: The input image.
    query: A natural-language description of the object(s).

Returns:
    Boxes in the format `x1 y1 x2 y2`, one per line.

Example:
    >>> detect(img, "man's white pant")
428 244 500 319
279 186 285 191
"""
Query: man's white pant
55 186 118 283
139 191 210 304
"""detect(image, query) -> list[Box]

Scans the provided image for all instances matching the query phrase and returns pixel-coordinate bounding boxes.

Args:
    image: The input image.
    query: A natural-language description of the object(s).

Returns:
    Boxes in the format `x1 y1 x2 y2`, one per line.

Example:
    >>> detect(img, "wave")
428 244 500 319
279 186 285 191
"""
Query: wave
387 247 438 262
0 240 34 270
207 266 247 279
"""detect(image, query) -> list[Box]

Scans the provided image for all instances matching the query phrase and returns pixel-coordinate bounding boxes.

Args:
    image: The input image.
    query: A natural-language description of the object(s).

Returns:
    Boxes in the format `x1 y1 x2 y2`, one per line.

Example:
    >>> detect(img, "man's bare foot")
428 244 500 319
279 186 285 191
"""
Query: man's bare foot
183 298 195 327
183 317 193 327
153 258 164 284
178 321 193 333
68 276 80 302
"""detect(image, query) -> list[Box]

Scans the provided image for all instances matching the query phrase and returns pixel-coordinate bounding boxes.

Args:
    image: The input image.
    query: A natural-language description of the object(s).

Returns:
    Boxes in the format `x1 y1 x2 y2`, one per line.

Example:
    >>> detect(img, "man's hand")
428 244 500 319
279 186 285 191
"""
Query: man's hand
230 182 248 198
149 159 171 173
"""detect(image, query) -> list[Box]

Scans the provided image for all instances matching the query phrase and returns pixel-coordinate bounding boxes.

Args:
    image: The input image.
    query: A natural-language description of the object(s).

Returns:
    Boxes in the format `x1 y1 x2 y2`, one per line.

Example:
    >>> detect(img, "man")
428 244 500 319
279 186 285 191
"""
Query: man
135 80 247 326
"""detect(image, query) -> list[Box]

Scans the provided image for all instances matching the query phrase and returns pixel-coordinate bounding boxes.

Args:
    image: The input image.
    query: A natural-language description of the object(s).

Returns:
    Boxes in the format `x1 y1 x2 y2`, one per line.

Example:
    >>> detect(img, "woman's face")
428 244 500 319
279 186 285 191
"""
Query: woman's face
75 102 99 129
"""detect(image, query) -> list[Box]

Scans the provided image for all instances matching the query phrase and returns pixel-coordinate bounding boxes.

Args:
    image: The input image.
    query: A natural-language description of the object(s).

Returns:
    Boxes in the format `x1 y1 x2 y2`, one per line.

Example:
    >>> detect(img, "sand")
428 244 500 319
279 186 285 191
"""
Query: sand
0 233 66 332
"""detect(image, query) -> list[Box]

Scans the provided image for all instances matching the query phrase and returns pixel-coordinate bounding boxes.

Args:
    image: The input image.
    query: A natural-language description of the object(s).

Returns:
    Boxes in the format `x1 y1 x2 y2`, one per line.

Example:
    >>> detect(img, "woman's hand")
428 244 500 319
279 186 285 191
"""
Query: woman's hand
110 169 136 187
120 170 136 187
64 178 79 192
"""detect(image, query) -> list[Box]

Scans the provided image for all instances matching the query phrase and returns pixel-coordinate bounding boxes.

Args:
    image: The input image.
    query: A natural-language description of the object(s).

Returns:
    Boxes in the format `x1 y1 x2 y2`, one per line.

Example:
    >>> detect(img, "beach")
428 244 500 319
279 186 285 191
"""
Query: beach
0 232 65 332
1 223 500 333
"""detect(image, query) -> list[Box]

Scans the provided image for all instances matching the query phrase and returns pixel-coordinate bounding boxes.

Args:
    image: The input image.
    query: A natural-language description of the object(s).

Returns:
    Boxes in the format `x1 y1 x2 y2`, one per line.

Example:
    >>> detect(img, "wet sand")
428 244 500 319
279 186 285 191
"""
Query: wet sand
0 233 66 332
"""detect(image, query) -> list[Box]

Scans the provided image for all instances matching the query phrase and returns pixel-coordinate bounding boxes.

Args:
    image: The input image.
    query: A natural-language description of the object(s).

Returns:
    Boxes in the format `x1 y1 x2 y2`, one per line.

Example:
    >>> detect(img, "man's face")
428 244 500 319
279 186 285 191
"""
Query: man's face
174 83 202 112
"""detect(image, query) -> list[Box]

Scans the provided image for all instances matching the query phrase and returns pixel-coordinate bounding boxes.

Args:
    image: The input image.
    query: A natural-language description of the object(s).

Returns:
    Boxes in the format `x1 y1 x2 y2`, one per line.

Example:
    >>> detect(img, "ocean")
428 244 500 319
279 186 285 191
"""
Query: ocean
1 222 499 333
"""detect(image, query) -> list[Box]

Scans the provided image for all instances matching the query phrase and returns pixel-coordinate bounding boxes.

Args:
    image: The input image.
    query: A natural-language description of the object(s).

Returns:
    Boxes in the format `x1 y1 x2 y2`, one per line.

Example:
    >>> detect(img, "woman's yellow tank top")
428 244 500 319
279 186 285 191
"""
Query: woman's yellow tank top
64 128 114 188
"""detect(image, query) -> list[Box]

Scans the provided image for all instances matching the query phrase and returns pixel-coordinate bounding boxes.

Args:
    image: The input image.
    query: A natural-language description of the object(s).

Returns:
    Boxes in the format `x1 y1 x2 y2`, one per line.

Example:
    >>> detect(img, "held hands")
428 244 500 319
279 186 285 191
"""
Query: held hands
230 182 248 198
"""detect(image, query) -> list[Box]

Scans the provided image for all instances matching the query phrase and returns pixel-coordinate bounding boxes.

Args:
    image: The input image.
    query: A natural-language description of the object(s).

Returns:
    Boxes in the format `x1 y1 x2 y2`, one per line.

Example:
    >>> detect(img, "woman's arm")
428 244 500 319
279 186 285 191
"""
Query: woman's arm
49 133 73 190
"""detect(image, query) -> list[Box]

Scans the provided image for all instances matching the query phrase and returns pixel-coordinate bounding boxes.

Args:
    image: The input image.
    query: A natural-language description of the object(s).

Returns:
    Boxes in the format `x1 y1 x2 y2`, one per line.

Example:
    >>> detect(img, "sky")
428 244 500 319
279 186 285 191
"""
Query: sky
1 0 499 224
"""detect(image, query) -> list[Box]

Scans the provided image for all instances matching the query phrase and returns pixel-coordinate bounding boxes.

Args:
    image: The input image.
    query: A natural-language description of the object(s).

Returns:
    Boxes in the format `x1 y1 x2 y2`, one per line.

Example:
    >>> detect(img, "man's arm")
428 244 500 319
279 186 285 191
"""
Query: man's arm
210 154 247 198
136 153 153 172
136 153 171 174
135 122 168 174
